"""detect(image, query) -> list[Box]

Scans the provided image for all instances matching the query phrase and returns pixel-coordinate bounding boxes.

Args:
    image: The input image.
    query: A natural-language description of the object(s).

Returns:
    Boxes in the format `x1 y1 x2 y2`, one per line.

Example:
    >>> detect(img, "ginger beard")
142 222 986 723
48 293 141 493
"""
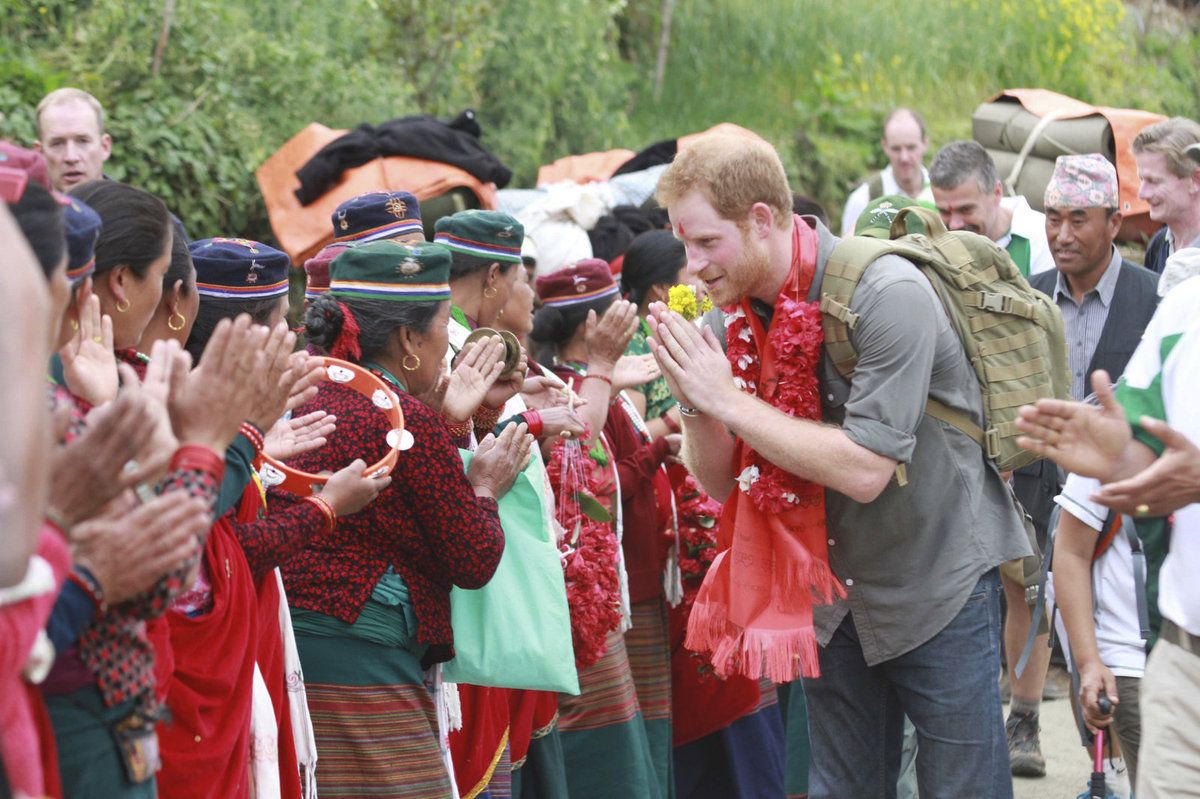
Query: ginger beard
703 225 773 308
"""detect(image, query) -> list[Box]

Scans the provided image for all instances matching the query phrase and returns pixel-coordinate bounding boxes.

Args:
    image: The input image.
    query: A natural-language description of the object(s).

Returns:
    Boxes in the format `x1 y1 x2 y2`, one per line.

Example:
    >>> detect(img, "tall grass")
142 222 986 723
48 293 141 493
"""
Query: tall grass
627 0 1194 226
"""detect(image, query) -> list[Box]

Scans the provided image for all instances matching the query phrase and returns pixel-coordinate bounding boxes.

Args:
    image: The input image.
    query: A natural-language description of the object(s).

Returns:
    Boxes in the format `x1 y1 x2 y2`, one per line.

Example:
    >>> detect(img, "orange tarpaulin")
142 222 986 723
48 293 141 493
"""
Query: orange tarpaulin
992 89 1165 241
536 149 636 187
532 123 766 188
255 123 497 264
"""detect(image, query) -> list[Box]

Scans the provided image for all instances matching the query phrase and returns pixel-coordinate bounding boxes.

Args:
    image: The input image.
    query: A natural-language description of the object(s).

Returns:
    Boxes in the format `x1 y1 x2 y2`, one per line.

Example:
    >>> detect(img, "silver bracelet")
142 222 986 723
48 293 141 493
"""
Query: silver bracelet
677 403 701 417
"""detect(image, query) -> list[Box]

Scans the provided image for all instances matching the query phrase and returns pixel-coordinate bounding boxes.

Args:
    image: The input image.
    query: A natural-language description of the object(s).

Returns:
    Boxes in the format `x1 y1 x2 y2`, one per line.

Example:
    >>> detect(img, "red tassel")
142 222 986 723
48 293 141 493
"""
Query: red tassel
330 302 362 362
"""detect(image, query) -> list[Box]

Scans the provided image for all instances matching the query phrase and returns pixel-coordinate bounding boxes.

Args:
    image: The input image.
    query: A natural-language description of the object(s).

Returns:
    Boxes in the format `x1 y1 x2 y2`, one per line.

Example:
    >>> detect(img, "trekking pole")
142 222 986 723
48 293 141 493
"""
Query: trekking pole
1088 695 1114 799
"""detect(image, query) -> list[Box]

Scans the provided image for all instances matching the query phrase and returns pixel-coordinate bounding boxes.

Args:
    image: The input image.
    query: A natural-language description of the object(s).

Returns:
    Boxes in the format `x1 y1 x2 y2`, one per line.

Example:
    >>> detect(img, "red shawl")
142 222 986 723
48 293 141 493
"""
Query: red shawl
150 483 300 799
684 217 843 682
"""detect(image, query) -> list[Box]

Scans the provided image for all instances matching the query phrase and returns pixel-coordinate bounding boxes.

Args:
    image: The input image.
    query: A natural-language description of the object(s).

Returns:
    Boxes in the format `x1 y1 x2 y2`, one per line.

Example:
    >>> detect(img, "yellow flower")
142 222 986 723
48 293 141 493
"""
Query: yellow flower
668 284 699 321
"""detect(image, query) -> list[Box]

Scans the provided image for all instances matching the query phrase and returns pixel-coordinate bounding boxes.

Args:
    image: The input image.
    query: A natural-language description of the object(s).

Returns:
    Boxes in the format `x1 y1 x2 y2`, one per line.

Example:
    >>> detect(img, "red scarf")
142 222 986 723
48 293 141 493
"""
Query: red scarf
684 216 843 682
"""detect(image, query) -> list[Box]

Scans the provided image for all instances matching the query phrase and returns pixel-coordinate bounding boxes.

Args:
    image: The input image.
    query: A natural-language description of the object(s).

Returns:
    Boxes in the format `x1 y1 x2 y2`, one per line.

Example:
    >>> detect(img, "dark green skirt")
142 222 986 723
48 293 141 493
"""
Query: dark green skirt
43 685 156 799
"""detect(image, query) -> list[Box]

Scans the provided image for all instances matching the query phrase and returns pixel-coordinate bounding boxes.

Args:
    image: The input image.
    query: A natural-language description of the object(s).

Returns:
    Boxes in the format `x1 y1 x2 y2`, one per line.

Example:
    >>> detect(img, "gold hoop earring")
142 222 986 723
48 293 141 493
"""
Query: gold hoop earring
115 298 131 313
401 354 421 372
483 286 498 299
167 312 186 331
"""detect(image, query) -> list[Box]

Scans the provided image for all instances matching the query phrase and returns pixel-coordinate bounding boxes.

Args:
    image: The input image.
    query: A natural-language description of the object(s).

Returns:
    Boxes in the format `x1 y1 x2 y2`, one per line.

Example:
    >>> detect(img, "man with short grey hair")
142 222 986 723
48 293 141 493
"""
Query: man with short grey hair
930 140 1054 277
34 88 112 193
1132 117 1200 274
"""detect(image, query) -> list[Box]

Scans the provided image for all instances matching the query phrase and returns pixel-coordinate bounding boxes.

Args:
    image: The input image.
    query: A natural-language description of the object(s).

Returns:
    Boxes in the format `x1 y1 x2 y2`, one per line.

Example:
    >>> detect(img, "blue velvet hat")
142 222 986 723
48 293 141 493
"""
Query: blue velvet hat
331 191 423 245
189 238 291 300
60 194 102 283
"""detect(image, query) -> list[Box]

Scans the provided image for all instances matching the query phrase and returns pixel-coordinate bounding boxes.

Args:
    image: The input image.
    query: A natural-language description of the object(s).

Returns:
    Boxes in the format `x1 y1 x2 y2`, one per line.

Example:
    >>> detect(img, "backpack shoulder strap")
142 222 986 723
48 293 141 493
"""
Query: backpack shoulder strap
868 171 885 201
821 237 897 377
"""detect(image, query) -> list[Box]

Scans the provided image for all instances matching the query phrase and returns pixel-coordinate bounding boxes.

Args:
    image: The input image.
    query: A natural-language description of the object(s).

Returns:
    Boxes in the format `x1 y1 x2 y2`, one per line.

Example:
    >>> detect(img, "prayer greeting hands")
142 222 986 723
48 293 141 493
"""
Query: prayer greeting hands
468 422 534 500
170 315 266 454
442 338 506 423
584 300 639 370
48 388 157 527
646 303 734 416
71 491 211 605
59 292 117 406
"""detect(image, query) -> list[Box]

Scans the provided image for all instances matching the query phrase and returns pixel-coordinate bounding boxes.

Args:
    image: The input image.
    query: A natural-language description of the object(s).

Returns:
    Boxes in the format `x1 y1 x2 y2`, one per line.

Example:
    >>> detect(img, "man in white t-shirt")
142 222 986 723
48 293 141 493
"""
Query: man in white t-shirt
930 140 1055 277
1017 275 1200 799
840 108 934 237
1051 472 1146 791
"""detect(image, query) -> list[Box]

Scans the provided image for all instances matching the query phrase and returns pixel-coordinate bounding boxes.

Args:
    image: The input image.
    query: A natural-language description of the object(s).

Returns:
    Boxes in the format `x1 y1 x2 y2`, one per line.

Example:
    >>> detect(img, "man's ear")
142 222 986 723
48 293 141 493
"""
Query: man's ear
749 202 775 237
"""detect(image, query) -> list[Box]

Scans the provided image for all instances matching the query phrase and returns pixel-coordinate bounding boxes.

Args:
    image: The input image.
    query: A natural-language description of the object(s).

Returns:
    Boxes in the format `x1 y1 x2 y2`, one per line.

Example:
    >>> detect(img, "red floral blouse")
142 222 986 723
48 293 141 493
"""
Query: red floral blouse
275 381 505 660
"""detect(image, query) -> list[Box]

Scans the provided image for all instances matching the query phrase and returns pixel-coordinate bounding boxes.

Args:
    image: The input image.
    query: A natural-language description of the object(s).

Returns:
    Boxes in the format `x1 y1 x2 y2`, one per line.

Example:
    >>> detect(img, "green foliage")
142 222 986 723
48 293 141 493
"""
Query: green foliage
1 0 1197 242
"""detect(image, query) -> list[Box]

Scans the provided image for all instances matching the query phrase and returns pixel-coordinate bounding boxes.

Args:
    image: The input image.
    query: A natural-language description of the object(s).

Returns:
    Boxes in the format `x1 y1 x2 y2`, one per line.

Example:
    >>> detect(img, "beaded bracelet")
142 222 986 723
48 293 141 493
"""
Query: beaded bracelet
522 409 544 438
473 404 503 434
583 373 613 387
303 494 337 532
239 421 265 455
443 415 473 439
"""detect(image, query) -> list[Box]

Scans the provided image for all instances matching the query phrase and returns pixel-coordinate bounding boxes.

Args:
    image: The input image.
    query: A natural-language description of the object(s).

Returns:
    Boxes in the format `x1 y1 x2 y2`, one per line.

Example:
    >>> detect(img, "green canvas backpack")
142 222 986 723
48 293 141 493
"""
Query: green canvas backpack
819 205 1071 477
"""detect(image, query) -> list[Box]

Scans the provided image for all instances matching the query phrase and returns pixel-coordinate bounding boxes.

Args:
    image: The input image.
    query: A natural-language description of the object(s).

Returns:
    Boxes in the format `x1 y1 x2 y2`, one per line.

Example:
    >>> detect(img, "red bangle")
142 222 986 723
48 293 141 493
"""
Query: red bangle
239 421 265 455
522 409 544 438
170 444 225 477
303 494 337 532
662 412 681 434
583 373 613 386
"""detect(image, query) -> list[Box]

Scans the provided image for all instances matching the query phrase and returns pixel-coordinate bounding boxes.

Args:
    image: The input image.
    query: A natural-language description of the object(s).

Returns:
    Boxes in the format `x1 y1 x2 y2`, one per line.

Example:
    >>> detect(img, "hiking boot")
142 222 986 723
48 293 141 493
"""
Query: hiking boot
1006 710 1046 777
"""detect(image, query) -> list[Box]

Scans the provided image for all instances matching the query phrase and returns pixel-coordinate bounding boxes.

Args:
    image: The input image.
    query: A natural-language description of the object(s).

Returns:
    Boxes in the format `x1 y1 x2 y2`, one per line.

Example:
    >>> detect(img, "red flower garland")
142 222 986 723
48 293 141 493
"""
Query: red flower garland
547 438 623 670
723 297 825 514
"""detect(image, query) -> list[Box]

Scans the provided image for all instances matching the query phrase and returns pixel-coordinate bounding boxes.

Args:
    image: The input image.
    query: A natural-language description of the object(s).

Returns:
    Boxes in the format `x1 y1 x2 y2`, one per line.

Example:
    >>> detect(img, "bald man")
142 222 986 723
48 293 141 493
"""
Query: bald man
840 108 935 237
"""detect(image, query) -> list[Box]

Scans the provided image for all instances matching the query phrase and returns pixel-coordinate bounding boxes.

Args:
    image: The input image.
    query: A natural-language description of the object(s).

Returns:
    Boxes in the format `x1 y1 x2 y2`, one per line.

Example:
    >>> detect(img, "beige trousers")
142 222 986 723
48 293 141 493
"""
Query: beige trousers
1138 637 1200 798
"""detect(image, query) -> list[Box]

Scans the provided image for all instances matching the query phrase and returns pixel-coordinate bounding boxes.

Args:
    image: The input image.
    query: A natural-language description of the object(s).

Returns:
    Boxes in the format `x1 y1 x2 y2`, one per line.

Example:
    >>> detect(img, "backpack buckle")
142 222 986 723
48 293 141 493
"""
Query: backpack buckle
985 427 1001 459
979 293 1007 313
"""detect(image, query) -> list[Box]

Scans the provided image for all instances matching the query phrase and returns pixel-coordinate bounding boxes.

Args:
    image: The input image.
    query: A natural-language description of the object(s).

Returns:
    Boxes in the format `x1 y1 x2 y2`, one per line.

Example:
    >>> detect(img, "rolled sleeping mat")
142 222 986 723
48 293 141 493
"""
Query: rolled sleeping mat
973 101 1116 163
987 149 1058 212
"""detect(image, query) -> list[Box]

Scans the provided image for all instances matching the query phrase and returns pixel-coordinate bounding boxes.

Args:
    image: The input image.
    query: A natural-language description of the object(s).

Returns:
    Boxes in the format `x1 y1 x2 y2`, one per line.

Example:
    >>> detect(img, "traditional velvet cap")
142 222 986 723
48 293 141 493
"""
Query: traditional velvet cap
190 238 291 300
331 191 423 244
854 195 926 239
303 243 345 300
329 240 451 303
60 194 102 282
434 209 524 264
1044 154 1119 210
535 258 619 308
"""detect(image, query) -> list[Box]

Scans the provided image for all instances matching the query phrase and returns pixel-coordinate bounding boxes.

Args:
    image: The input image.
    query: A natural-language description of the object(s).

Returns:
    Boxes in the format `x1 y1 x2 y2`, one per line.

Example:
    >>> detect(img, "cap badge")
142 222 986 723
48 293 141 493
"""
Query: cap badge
385 197 408 218
398 257 422 276
573 274 588 293
497 226 514 239
246 260 263 284
337 210 349 231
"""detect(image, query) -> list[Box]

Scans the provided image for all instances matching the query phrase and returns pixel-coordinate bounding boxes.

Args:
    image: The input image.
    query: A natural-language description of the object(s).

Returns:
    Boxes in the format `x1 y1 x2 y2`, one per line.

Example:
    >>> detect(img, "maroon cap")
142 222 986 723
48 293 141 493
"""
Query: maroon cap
0 142 50 189
303 243 345 299
535 259 620 308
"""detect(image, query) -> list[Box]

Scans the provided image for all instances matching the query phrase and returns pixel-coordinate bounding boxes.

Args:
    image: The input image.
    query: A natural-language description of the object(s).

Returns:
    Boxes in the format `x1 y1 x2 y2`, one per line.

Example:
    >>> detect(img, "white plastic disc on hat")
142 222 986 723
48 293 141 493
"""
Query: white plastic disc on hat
259 462 286 487
372 389 395 409
387 428 415 452
327 364 354 383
